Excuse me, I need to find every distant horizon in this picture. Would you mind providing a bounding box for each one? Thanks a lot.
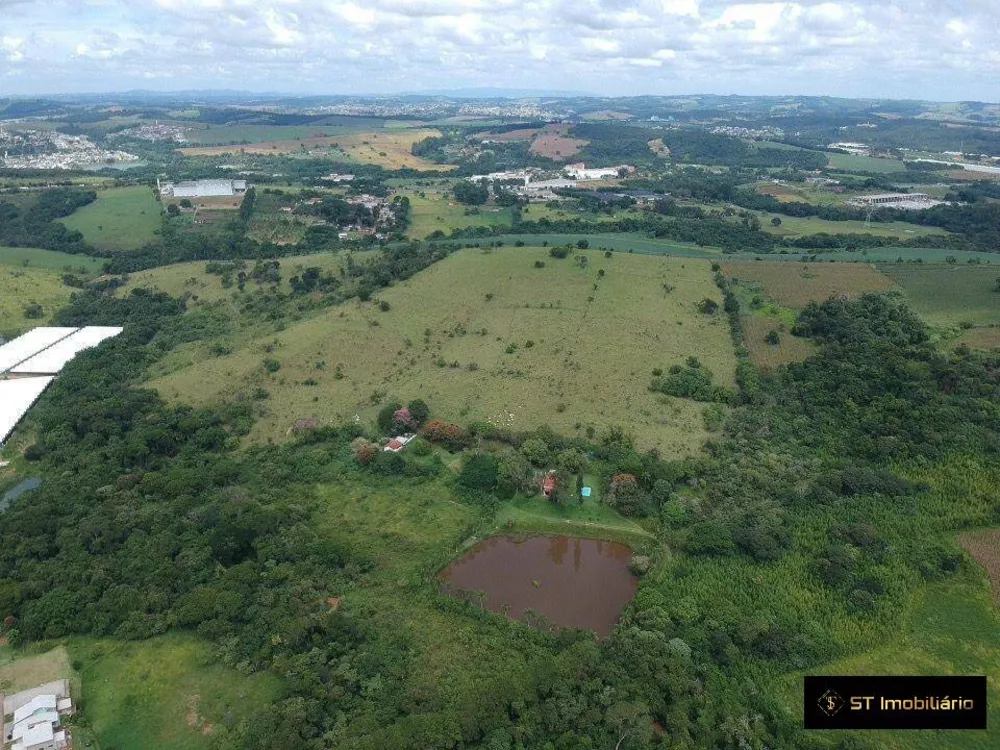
[2,88,999,107]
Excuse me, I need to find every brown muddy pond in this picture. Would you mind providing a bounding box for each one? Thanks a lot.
[440,535,638,637]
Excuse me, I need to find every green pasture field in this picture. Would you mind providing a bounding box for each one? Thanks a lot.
[0,266,73,335]
[880,265,1000,326]
[780,578,1000,750]
[430,232,999,266]
[145,247,738,455]
[403,189,516,239]
[827,152,907,173]
[59,185,162,252]
[741,314,817,372]
[440,232,722,258]
[495,493,654,546]
[182,121,386,145]
[761,213,949,239]
[0,245,106,274]
[118,250,374,303]
[67,633,281,750]
[0,644,79,695]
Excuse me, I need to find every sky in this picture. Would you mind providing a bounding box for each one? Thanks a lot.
[1,0,998,101]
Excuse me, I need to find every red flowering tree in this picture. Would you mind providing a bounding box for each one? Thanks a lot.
[422,420,471,451]
[392,407,416,431]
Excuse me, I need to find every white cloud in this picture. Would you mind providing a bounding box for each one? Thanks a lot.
[0,0,996,100]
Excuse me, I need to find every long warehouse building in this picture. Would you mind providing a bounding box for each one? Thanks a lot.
[0,325,123,446]
[11,326,123,375]
[0,327,78,373]
[0,377,55,444]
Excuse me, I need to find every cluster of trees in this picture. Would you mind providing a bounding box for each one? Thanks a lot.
[294,195,374,227]
[0,187,97,255]
[650,357,733,403]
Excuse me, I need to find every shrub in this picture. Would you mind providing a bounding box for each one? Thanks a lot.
[549,246,570,259]
[23,303,44,319]
[378,300,391,312]
[765,329,780,345]
[697,298,719,315]
[422,420,471,451]
[534,260,546,269]
[377,401,403,433]
[651,359,732,403]
[262,358,281,373]
[407,399,430,425]
[458,453,499,491]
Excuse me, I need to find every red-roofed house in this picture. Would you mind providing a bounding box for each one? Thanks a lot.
[383,434,415,453]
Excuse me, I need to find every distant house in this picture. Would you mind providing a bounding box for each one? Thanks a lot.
[542,471,557,498]
[7,693,73,750]
[384,434,415,453]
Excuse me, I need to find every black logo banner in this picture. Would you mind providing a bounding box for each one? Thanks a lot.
[804,676,987,730]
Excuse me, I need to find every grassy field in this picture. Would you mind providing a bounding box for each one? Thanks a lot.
[67,634,281,750]
[951,327,1000,351]
[781,578,1000,750]
[59,185,162,252]
[118,250,373,303]
[181,121,387,145]
[494,493,654,546]
[0,644,78,695]
[827,152,907,173]
[741,315,817,371]
[0,246,106,274]
[0,266,74,335]
[762,214,948,239]
[725,261,895,308]
[179,129,450,171]
[404,189,516,238]
[880,265,1000,326]
[145,248,738,455]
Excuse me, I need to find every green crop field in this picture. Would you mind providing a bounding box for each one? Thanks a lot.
[59,185,162,252]
[145,247,738,455]
[724,261,895,308]
[880,265,1000,326]
[762,214,949,239]
[0,245,106,273]
[0,266,74,335]
[827,152,907,173]
[403,189,516,239]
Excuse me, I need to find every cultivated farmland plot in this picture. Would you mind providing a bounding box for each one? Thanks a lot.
[880,265,1000,326]
[724,261,895,308]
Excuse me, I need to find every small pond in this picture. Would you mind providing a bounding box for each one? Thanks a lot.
[0,477,42,513]
[440,535,637,637]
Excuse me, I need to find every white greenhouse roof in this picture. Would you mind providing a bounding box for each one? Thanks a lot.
[11,326,123,375]
[0,376,54,445]
[0,327,78,373]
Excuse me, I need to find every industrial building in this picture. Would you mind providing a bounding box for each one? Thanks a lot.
[158,178,248,198]
[0,326,123,445]
[847,193,945,210]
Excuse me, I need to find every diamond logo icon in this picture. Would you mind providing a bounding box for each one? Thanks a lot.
[818,689,845,717]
